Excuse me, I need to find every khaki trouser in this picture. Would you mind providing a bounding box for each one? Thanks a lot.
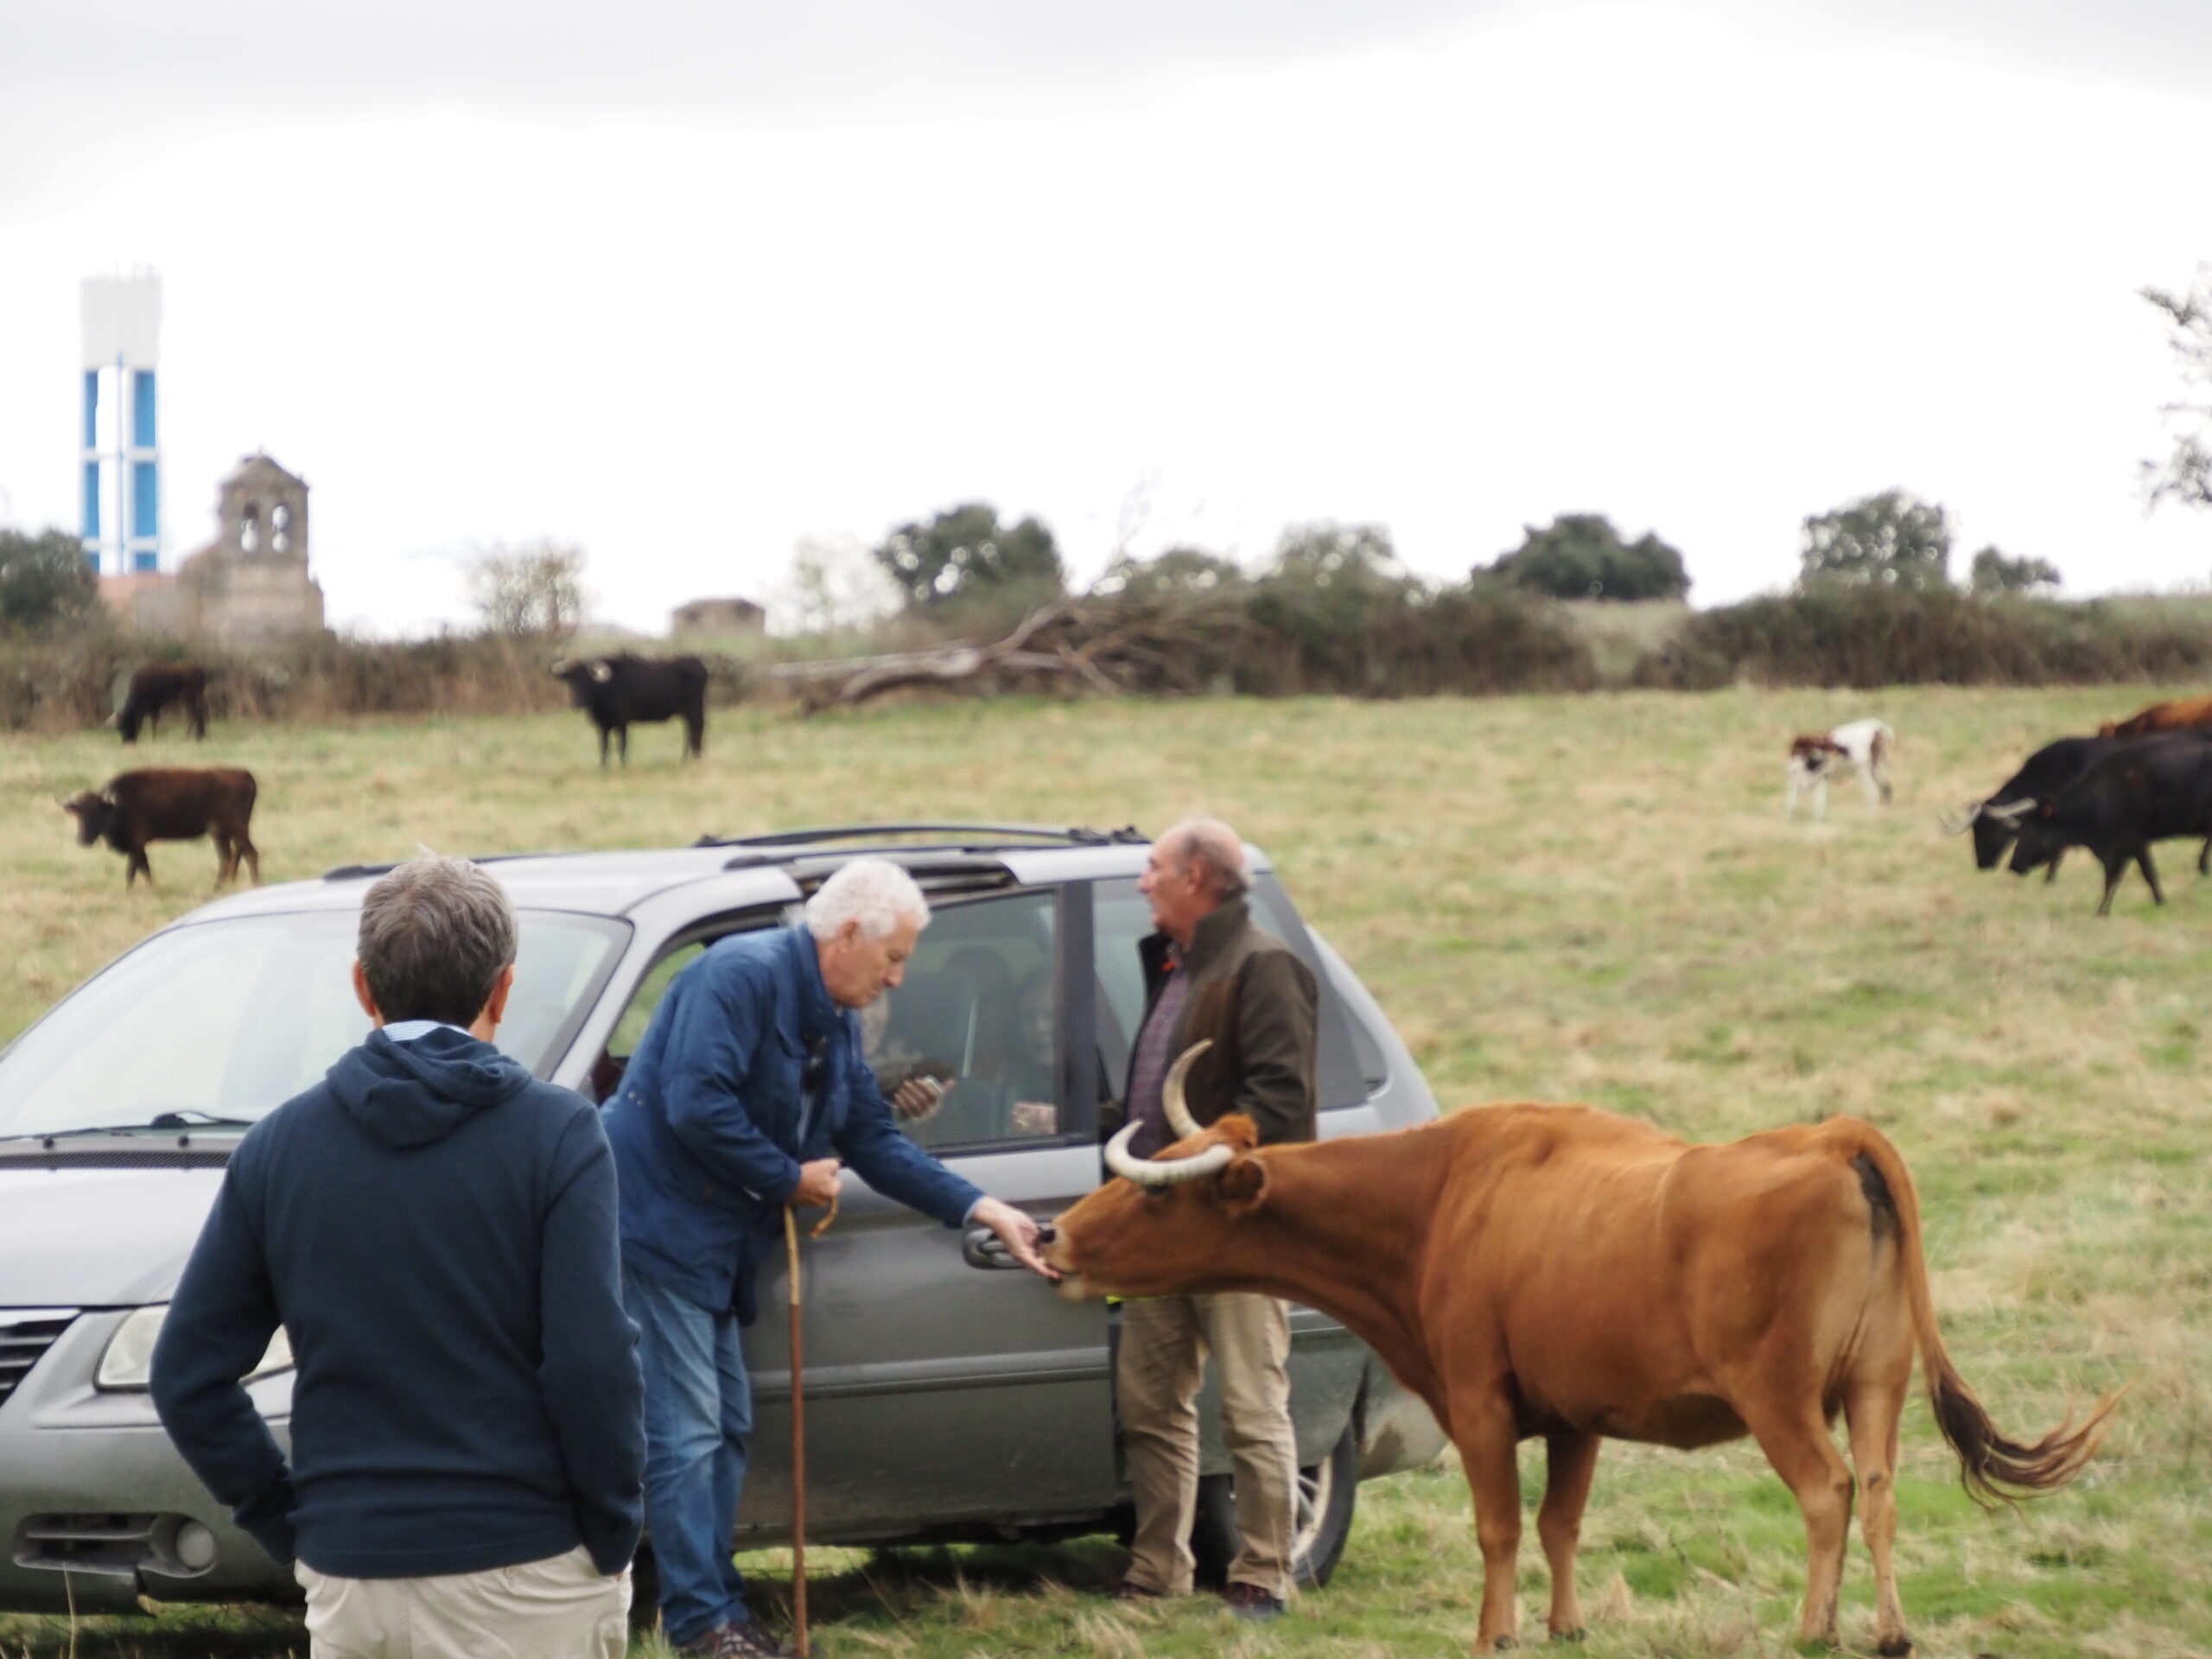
[1116,1291,1297,1599]
[295,1545,630,1659]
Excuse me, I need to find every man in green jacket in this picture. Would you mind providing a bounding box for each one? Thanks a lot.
[1110,817,1319,1621]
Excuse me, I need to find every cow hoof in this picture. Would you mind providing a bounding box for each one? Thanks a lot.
[1550,1628,1587,1644]
[1491,1640,1518,1652]
[1877,1640,1914,1657]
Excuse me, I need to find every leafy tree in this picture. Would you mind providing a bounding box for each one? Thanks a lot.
[1799,490,1953,590]
[1091,545,1245,601]
[1265,522,1407,593]
[872,503,1065,611]
[1967,546,2062,596]
[0,528,99,633]
[1480,514,1690,601]
[467,540,587,638]
[2142,266,2212,512]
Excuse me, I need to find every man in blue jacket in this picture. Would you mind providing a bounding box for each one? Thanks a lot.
[152,855,645,1659]
[604,857,1050,1659]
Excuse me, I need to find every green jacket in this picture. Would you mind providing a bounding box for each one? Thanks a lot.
[1127,899,1319,1149]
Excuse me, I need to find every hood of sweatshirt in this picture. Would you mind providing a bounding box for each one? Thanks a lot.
[327,1027,537,1149]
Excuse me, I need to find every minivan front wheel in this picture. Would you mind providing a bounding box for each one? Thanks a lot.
[1189,1422,1359,1590]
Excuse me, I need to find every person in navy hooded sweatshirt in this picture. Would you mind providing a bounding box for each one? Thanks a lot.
[152,854,645,1659]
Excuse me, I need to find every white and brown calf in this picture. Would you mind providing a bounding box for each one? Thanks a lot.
[1786,718,1894,820]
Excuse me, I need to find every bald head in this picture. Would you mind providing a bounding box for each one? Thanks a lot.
[1160,817,1249,902]
[1141,817,1249,946]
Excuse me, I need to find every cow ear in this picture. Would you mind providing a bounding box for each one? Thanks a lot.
[1215,1154,1270,1218]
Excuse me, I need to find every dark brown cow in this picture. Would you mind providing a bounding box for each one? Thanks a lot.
[60,768,260,888]
[1046,1046,2118,1655]
[115,663,210,744]
[2097,694,2212,739]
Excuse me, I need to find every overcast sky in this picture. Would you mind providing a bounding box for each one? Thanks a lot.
[1,0,2209,634]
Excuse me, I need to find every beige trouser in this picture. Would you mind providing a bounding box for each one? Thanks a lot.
[295,1544,630,1659]
[1117,1291,1297,1599]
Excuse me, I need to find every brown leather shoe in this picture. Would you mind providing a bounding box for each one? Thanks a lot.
[1106,1578,1164,1603]
[1222,1582,1286,1622]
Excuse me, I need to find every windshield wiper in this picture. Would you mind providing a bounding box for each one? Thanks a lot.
[0,1111,257,1144]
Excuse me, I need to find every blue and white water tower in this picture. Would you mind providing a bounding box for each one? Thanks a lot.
[79,273,162,575]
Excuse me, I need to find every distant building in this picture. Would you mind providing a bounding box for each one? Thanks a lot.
[101,453,327,643]
[671,596,766,635]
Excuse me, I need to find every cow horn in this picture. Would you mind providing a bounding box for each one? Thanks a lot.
[1162,1039,1209,1140]
[1984,798,2037,823]
[590,661,613,683]
[1102,1120,1235,1187]
[1938,803,1982,836]
[549,658,573,675]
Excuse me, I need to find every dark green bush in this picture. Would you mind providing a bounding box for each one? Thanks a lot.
[1633,587,2212,690]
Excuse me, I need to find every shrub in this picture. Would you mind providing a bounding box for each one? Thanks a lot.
[1633,586,2212,690]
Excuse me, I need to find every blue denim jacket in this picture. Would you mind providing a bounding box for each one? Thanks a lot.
[603,925,983,1320]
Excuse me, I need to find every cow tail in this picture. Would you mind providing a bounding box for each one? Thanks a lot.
[1846,1123,2122,1507]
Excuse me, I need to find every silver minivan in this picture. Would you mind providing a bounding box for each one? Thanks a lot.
[0,826,1445,1615]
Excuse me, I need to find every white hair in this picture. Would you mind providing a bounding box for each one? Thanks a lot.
[1160,817,1249,901]
[804,857,931,942]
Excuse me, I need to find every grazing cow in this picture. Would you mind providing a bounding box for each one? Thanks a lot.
[114,663,209,744]
[2007,734,2212,914]
[1047,1046,2116,1656]
[2096,694,2212,739]
[1784,717,1893,820]
[550,653,708,766]
[59,767,260,889]
[1942,734,2122,878]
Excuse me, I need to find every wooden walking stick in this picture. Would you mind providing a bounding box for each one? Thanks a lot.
[783,1204,810,1659]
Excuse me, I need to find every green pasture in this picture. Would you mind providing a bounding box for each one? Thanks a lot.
[2,686,2207,1657]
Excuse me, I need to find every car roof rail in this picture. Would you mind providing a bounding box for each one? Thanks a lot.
[695,822,1148,853]
[321,852,542,881]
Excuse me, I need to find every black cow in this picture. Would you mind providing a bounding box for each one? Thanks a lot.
[551,654,708,766]
[1943,736,2125,878]
[60,767,260,889]
[2007,736,2212,915]
[115,663,209,744]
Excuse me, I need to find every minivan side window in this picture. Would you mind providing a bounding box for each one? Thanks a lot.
[861,888,1065,1153]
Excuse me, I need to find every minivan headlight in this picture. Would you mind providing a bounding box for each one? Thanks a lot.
[95,1306,295,1391]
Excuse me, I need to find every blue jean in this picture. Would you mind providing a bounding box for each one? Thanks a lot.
[623,1264,755,1645]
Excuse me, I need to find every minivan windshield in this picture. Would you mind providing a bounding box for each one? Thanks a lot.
[0,910,626,1141]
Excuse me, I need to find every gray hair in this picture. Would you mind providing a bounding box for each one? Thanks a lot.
[804,857,931,942]
[1160,817,1249,901]
[357,855,519,1027]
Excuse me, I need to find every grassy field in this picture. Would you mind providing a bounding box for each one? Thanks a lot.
[3,686,2209,1658]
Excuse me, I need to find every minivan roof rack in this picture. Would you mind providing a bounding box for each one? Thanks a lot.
[694,823,1147,851]
[321,852,540,881]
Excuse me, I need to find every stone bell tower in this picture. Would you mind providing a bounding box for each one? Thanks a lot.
[173,454,327,642]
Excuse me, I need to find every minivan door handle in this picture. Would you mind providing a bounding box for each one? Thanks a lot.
[963,1222,1057,1269]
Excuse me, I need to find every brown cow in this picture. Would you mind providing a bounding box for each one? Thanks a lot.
[60,767,260,888]
[1046,1046,2118,1655]
[2097,694,2212,739]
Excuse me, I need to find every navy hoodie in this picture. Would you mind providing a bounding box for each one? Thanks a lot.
[150,1027,645,1580]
